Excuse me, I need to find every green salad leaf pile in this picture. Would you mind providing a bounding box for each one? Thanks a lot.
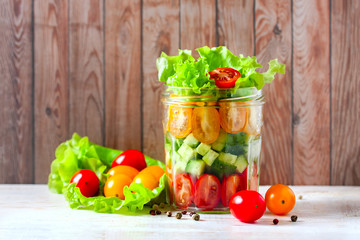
[48,133,167,213]
[157,46,285,93]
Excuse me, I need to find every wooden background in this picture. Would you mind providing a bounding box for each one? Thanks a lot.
[1,0,359,185]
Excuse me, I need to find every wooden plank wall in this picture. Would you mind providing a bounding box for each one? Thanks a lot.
[0,0,359,185]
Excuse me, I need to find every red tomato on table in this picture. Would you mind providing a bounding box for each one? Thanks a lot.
[229,190,266,223]
[70,169,99,197]
[111,149,146,171]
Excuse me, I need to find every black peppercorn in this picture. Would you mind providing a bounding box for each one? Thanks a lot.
[291,215,298,222]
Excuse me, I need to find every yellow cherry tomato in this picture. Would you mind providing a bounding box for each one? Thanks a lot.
[219,104,247,134]
[265,184,296,215]
[107,165,139,179]
[192,108,220,144]
[139,165,165,181]
[133,173,158,190]
[104,174,132,200]
[167,106,193,139]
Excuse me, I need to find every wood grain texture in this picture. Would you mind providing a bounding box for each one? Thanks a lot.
[217,0,254,56]
[69,0,104,145]
[293,0,330,185]
[105,0,141,151]
[34,0,69,183]
[331,0,360,185]
[180,0,216,54]
[142,0,180,161]
[0,0,33,183]
[255,0,292,185]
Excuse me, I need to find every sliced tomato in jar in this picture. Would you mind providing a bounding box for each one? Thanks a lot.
[194,174,221,210]
[167,106,192,139]
[221,174,242,207]
[192,108,220,144]
[174,173,194,209]
[209,67,241,88]
[219,104,247,133]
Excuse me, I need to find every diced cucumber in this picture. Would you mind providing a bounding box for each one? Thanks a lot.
[196,143,211,156]
[174,160,188,175]
[174,138,185,152]
[209,159,236,181]
[223,132,248,155]
[224,144,247,156]
[203,149,219,166]
[226,132,247,145]
[185,160,206,178]
[235,155,248,173]
[172,151,187,174]
[184,133,200,148]
[177,143,195,162]
[218,152,237,165]
[211,129,227,152]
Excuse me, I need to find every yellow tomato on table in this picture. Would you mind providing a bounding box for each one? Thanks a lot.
[104,174,132,200]
[139,165,164,181]
[132,173,159,190]
[107,165,139,179]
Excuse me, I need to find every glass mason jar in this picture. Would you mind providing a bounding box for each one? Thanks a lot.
[162,86,264,211]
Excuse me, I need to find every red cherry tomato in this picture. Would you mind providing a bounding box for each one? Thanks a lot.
[70,169,99,197]
[229,190,266,223]
[111,149,146,171]
[221,174,244,207]
[174,173,194,209]
[209,67,241,88]
[194,174,221,210]
[265,184,296,215]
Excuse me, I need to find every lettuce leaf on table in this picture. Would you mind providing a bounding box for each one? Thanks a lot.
[48,133,167,213]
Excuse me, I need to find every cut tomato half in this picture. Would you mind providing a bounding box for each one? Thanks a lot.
[174,173,194,209]
[219,104,247,134]
[167,106,192,138]
[209,67,241,88]
[192,108,220,144]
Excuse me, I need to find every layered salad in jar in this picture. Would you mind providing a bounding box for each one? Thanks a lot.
[158,46,285,211]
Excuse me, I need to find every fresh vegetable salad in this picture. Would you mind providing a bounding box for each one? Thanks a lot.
[158,46,285,211]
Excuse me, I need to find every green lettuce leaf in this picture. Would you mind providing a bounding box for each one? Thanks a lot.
[48,133,168,213]
[167,58,214,93]
[157,46,285,93]
[156,50,194,82]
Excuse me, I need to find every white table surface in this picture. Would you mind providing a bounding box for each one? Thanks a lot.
[0,185,359,240]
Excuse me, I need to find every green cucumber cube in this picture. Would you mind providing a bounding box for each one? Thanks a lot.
[203,149,219,166]
[196,143,211,156]
[211,129,227,152]
[218,152,237,165]
[209,159,236,180]
[184,133,200,148]
[235,155,248,173]
[174,160,187,175]
[185,160,206,178]
[177,143,195,162]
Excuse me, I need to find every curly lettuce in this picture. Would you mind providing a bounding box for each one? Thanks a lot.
[48,133,168,213]
[157,46,285,93]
